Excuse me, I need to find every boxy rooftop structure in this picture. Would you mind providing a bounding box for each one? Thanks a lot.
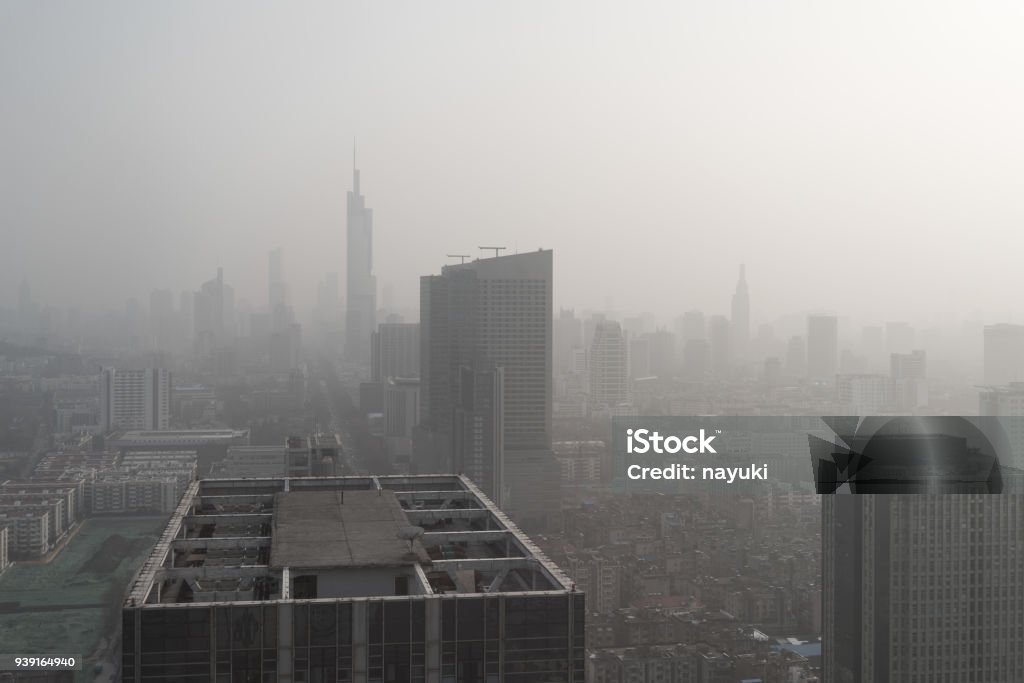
[122,475,584,682]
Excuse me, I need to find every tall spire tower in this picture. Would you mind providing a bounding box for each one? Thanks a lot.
[345,143,376,367]
[352,139,359,193]
[731,263,750,365]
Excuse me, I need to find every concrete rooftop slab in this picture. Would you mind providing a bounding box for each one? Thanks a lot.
[269,489,417,569]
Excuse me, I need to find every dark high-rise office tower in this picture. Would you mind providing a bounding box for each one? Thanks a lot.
[345,152,376,367]
[983,323,1024,385]
[417,250,554,516]
[824,495,1024,682]
[730,264,750,364]
[372,322,420,382]
[452,366,505,498]
[807,314,838,384]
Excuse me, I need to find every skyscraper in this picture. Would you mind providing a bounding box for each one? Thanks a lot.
[890,349,927,412]
[824,494,1024,682]
[193,267,235,355]
[589,321,628,410]
[979,386,1024,469]
[345,152,376,367]
[983,323,1024,385]
[731,264,750,364]
[99,367,171,433]
[554,308,584,379]
[417,250,554,514]
[372,322,420,382]
[807,314,838,383]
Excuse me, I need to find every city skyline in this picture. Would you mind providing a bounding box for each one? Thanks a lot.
[6,3,1024,682]
[7,248,1014,396]
[8,3,1024,322]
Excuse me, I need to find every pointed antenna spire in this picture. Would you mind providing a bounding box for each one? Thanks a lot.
[734,263,748,298]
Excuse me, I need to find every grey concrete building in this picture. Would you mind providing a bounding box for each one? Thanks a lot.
[417,250,554,517]
[122,474,584,682]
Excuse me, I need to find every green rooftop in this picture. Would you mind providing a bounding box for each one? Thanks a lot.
[0,516,164,681]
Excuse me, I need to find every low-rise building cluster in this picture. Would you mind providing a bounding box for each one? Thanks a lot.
[537,487,822,682]
[0,480,83,559]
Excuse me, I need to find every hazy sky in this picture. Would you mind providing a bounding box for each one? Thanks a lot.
[4,1,1024,324]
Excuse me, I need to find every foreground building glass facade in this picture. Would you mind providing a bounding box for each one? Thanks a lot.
[122,475,584,682]
[824,494,1024,682]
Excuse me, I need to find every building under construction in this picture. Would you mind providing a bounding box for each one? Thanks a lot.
[122,474,584,682]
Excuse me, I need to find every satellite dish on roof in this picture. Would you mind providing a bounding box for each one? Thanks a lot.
[397,526,425,551]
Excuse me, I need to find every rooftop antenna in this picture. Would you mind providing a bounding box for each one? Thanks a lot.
[447,254,471,264]
[478,246,506,259]
[397,525,424,552]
